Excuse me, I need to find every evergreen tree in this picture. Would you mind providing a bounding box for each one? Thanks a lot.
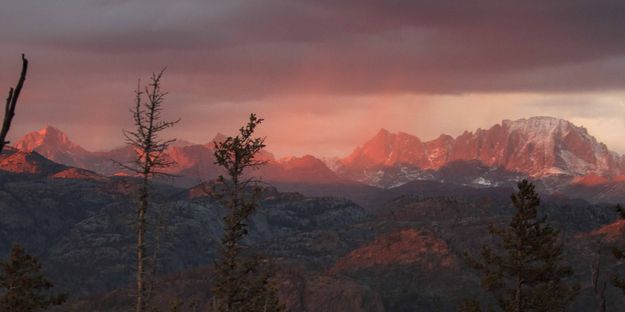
[459,299,481,312]
[611,204,625,295]
[0,244,66,312]
[459,299,493,312]
[212,113,283,312]
[463,180,578,312]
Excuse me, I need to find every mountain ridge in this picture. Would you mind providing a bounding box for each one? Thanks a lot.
[13,116,625,190]
[336,116,625,187]
[13,126,344,186]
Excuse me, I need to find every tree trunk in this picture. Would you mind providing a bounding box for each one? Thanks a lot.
[591,248,606,312]
[515,272,522,312]
[136,179,148,312]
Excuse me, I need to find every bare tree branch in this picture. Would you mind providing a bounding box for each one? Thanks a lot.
[0,54,28,154]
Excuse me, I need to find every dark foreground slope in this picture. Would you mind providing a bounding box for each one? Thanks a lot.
[1,152,625,311]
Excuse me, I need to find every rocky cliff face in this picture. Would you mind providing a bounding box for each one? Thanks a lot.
[332,229,456,273]
[14,117,625,193]
[13,128,348,186]
[338,117,624,188]
[15,126,91,168]
[450,117,621,176]
[0,148,66,175]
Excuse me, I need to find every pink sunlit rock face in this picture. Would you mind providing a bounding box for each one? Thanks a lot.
[338,117,625,187]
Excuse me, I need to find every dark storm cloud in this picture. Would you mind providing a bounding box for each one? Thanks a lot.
[2,0,625,97]
[3,0,625,155]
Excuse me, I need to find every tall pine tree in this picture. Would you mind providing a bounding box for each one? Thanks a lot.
[463,180,578,312]
[611,204,625,296]
[0,244,66,312]
[211,113,283,312]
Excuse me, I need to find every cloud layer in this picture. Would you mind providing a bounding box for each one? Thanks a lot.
[1,1,625,156]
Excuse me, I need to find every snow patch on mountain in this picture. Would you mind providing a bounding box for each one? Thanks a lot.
[337,116,625,188]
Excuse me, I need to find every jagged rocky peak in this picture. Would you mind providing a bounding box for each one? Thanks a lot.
[169,139,195,148]
[261,154,344,184]
[15,125,83,152]
[375,128,392,137]
[338,117,625,187]
[278,154,327,169]
[502,116,574,131]
[13,125,90,168]
[488,116,618,176]
[342,128,427,169]
[0,149,66,175]
[208,133,228,146]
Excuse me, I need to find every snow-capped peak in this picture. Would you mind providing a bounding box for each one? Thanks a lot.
[337,116,625,187]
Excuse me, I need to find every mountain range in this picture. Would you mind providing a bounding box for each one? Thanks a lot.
[337,117,625,187]
[9,116,625,200]
[3,116,625,311]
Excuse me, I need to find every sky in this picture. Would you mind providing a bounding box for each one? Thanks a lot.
[1,0,625,157]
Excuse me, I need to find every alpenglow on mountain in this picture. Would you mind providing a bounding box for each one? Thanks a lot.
[11,127,345,186]
[336,117,625,187]
[12,117,625,189]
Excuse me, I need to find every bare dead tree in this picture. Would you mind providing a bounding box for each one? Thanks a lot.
[117,69,179,312]
[144,201,172,306]
[0,54,28,154]
[591,243,607,312]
